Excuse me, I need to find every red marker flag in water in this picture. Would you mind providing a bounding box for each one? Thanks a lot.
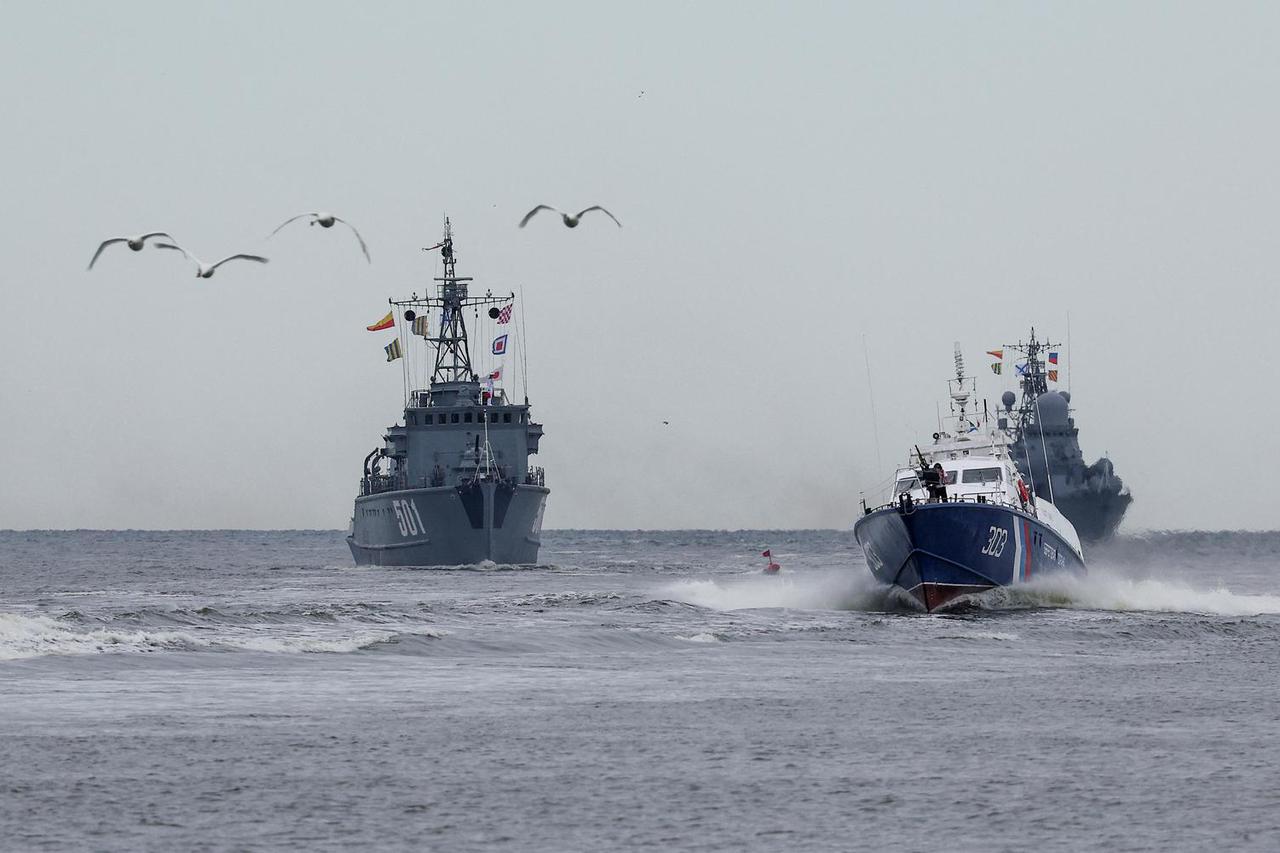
[761,550,771,557]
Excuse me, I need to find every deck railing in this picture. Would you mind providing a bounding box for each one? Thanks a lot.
[865,491,1031,517]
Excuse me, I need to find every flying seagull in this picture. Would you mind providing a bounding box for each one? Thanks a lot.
[270,212,371,262]
[87,232,175,270]
[155,242,269,278]
[518,205,622,229]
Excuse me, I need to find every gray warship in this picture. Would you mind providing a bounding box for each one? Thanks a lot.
[1000,328,1131,543]
[347,220,549,566]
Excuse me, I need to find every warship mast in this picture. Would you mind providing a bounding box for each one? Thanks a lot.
[999,326,1132,541]
[430,218,476,383]
[1004,326,1061,426]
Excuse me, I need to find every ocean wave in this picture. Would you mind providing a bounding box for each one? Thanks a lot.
[0,611,447,661]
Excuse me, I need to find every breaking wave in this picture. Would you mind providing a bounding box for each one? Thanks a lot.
[0,611,446,661]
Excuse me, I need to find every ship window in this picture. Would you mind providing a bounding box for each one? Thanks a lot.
[961,467,1003,484]
[490,413,499,423]
[942,470,957,485]
[504,413,511,423]
[894,477,919,495]
[451,413,459,424]
[464,412,473,423]
[409,414,416,425]
[437,414,446,424]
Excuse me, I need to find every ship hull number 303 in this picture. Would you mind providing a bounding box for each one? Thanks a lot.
[980,525,1008,558]
[392,499,426,537]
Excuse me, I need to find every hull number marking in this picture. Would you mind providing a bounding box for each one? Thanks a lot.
[981,525,1008,558]
[392,499,426,537]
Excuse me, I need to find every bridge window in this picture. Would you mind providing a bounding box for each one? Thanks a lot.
[408,414,416,425]
[464,412,473,423]
[504,413,511,423]
[894,477,919,495]
[961,467,1003,484]
[451,413,459,424]
[490,412,499,423]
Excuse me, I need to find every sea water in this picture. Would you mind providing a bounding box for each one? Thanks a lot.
[2,530,1278,851]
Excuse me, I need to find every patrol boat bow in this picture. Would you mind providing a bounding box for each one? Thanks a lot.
[347,219,549,566]
[854,346,1085,611]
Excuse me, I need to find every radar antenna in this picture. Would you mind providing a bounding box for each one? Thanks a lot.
[947,341,973,427]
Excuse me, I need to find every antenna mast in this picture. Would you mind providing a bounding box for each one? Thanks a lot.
[431,218,477,383]
[948,341,973,427]
[391,218,513,400]
[1004,327,1062,429]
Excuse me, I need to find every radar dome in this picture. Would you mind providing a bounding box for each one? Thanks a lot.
[1036,391,1070,425]
[1060,391,1071,404]
[1001,391,1016,411]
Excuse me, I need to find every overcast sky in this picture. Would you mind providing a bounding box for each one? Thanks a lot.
[2,1,1277,531]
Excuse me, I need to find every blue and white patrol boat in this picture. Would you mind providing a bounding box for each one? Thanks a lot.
[854,346,1085,611]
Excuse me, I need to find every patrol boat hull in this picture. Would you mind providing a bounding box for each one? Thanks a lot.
[854,501,1085,612]
[348,482,549,567]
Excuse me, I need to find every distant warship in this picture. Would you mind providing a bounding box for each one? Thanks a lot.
[347,219,549,566]
[999,329,1131,543]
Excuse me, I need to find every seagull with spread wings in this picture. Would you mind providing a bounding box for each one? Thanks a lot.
[87,231,176,270]
[154,242,269,278]
[519,205,622,229]
[270,212,371,262]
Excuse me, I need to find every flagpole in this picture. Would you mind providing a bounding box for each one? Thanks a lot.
[394,297,408,409]
[1066,311,1072,396]
[519,284,530,404]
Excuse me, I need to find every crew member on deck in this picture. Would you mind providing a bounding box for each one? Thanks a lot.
[921,462,947,502]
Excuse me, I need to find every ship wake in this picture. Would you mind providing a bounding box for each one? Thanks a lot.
[973,569,1280,617]
[659,570,900,612]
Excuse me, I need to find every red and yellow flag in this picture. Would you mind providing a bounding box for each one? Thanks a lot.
[366,311,394,332]
[986,349,1004,360]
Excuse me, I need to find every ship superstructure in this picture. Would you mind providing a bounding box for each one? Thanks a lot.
[1001,328,1131,543]
[347,219,548,566]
